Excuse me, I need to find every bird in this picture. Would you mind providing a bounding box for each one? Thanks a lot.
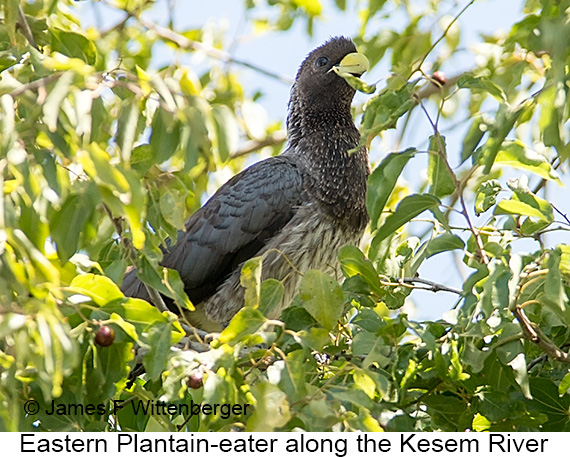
[121,36,370,331]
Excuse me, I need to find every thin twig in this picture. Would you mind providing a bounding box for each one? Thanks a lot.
[100,14,132,37]
[379,276,463,295]
[401,277,463,295]
[416,73,464,100]
[527,354,548,371]
[527,343,570,370]
[553,204,570,227]
[412,0,475,75]
[459,192,490,265]
[137,16,293,84]
[17,4,37,48]
[513,305,570,364]
[232,130,287,158]
[9,73,64,98]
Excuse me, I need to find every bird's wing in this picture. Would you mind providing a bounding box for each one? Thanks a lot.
[122,156,304,303]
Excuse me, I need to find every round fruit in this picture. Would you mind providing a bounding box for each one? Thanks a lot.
[187,371,204,389]
[95,326,115,347]
[431,71,447,87]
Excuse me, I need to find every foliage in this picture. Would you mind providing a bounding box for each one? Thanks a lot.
[1,0,570,432]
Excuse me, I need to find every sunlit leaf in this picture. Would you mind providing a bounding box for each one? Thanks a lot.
[427,134,455,198]
[367,148,415,231]
[299,270,344,330]
[50,28,97,65]
[495,141,562,184]
[475,180,502,215]
[373,194,441,244]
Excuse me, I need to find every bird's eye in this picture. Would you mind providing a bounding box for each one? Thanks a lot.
[315,56,330,68]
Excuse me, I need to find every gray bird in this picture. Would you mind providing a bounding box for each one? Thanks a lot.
[121,36,370,331]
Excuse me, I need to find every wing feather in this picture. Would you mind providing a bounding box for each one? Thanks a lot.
[122,155,304,304]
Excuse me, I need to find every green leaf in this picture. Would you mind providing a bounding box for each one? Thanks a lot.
[130,144,154,175]
[475,180,502,215]
[43,71,74,132]
[0,50,18,72]
[259,279,284,316]
[50,28,97,65]
[539,84,564,151]
[460,117,487,163]
[352,331,390,368]
[507,353,530,399]
[395,237,418,268]
[106,313,138,342]
[495,141,562,184]
[526,378,570,431]
[161,268,193,311]
[559,372,570,396]
[134,257,187,306]
[543,247,570,325]
[183,97,212,169]
[50,193,94,263]
[422,394,467,430]
[68,274,124,306]
[246,382,290,432]
[480,103,530,174]
[427,134,455,198]
[267,349,308,401]
[353,368,376,399]
[367,148,415,231]
[458,75,506,102]
[462,340,487,373]
[150,108,181,164]
[143,322,173,381]
[338,245,382,295]
[299,270,344,330]
[87,339,132,404]
[361,81,418,139]
[3,0,18,45]
[212,104,239,162]
[329,386,375,410]
[373,194,441,244]
[218,307,266,345]
[333,70,376,93]
[296,327,330,351]
[240,256,262,307]
[424,233,465,259]
[116,99,140,163]
[495,190,553,228]
[91,298,172,331]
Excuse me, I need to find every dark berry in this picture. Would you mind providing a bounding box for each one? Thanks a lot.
[187,371,203,389]
[431,71,447,87]
[95,326,115,347]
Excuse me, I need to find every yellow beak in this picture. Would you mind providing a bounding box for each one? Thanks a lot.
[334,52,370,77]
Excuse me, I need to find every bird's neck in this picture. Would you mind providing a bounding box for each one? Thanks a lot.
[285,97,369,227]
[286,97,356,149]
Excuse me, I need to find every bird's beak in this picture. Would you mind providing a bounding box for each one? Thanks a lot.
[333,52,370,77]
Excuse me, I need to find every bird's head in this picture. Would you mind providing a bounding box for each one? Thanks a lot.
[291,36,369,111]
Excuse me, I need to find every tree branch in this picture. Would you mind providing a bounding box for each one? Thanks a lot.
[232,130,287,158]
[137,16,293,84]
[380,276,463,295]
[553,204,570,227]
[17,4,37,49]
[412,0,475,76]
[513,304,570,364]
[416,73,464,100]
[402,277,463,295]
